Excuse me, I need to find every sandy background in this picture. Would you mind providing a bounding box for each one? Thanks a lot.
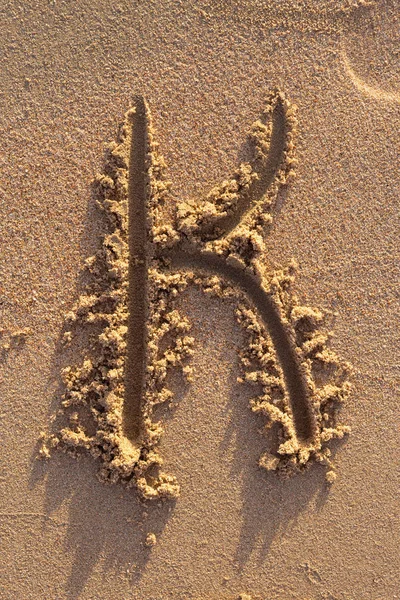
[0,1,399,598]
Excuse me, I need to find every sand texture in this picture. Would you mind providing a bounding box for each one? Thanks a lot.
[41,93,350,496]
[0,1,399,599]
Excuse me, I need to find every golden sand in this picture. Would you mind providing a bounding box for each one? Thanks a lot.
[1,0,398,598]
[41,93,350,497]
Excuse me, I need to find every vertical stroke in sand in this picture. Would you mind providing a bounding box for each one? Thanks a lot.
[123,97,148,443]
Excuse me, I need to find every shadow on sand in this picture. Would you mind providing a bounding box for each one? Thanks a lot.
[219,365,333,570]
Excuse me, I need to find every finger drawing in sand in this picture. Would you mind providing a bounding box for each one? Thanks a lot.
[40,92,351,499]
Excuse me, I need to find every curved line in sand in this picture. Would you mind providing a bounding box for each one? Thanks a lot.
[165,249,317,445]
[342,49,400,104]
[204,96,287,239]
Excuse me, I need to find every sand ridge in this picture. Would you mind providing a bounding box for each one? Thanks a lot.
[39,92,351,498]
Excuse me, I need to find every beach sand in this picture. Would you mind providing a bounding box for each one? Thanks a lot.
[0,1,399,599]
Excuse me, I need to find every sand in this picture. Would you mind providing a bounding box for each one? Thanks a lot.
[0,1,399,599]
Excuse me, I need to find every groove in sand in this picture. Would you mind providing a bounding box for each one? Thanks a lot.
[123,97,148,443]
[195,98,286,240]
[165,249,316,444]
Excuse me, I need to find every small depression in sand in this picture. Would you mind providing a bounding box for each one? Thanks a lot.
[40,92,351,499]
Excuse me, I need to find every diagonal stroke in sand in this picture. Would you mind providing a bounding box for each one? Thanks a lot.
[40,93,351,499]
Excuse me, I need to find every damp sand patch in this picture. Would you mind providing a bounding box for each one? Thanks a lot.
[40,92,351,499]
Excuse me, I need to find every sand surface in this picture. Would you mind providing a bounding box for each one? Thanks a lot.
[0,1,399,599]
